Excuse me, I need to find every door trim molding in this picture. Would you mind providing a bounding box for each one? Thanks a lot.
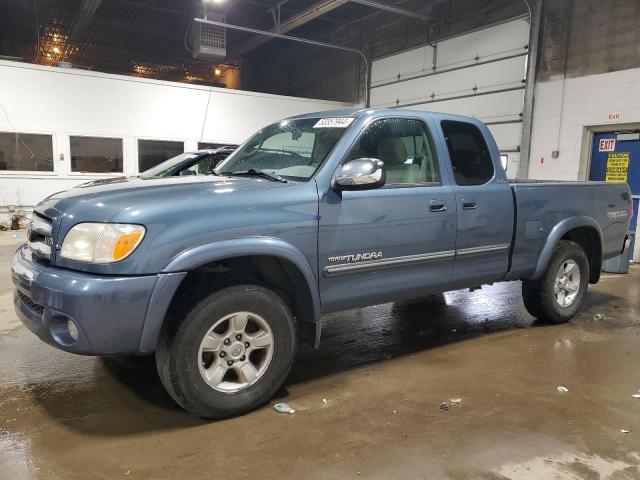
[323,250,455,277]
[455,243,511,257]
[322,243,510,277]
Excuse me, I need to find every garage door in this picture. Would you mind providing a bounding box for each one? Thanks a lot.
[369,18,529,178]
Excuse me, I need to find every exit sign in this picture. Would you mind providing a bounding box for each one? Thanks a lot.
[608,112,621,121]
[599,138,616,152]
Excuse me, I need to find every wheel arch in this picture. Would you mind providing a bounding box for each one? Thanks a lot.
[530,216,603,283]
[138,237,321,353]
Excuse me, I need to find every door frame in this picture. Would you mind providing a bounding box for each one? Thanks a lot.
[580,123,640,262]
[578,122,640,181]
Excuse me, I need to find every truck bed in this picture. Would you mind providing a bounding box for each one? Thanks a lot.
[506,180,630,281]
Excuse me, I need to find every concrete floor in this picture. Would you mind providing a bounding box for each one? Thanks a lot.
[1,231,640,480]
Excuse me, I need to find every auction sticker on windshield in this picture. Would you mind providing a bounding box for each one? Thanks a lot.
[314,117,355,128]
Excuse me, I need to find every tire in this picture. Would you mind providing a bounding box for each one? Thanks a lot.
[155,284,296,419]
[522,240,589,324]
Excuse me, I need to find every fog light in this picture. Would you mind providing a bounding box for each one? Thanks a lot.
[67,319,79,342]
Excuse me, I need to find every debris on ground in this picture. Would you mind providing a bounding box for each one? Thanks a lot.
[632,393,640,399]
[621,429,631,434]
[322,398,328,405]
[273,402,296,415]
[557,386,569,393]
[593,313,606,321]
[450,398,462,404]
[12,234,22,240]
[440,402,451,411]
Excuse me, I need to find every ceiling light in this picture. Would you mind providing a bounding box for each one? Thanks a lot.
[214,68,222,76]
[52,46,61,54]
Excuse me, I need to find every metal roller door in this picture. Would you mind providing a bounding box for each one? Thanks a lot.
[370,18,530,178]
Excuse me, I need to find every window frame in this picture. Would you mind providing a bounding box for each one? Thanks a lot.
[440,120,496,187]
[67,133,125,176]
[135,137,186,175]
[0,129,57,176]
[338,116,442,189]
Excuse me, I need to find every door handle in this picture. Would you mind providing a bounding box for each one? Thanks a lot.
[462,199,477,210]
[429,200,447,212]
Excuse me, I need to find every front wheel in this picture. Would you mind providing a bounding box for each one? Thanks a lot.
[522,240,589,324]
[156,285,296,418]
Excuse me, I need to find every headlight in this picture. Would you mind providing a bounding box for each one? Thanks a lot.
[60,223,145,263]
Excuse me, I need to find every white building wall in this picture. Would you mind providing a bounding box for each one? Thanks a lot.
[528,67,640,180]
[0,60,350,217]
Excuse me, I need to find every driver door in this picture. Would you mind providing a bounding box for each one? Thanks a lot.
[318,117,457,312]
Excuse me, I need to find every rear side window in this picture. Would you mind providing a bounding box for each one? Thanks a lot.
[441,120,494,186]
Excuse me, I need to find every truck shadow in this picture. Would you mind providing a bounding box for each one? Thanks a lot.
[25,281,626,436]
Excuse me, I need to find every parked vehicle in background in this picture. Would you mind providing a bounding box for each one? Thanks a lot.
[12,109,632,419]
[141,146,237,177]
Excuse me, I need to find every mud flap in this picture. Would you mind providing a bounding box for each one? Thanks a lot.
[297,319,321,349]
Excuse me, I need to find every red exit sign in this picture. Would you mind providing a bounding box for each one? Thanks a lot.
[608,112,621,121]
[599,138,616,152]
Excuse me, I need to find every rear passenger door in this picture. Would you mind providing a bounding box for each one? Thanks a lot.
[439,120,514,285]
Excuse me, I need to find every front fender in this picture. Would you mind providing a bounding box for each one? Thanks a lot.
[530,216,602,280]
[136,237,321,353]
[162,236,317,288]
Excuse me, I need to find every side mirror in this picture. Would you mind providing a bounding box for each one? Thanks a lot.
[334,158,386,191]
[178,169,197,176]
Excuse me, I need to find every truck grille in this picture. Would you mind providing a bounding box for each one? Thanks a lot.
[28,213,53,261]
[16,290,45,316]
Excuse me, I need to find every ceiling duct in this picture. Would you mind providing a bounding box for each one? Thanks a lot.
[191,4,226,60]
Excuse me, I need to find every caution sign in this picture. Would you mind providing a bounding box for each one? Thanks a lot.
[605,152,629,182]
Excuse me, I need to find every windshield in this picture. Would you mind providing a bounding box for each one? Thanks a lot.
[139,152,198,178]
[216,117,351,181]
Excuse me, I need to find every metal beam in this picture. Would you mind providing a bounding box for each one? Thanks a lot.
[230,0,350,58]
[194,17,370,106]
[517,0,543,179]
[348,0,429,22]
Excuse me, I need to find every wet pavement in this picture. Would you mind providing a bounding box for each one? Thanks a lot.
[1,233,640,479]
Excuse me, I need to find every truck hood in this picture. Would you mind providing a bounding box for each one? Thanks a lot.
[36,174,292,221]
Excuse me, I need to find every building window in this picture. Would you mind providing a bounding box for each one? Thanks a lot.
[138,140,184,172]
[70,136,123,173]
[0,132,54,172]
[500,154,508,171]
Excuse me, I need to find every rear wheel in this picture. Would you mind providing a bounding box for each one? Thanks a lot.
[522,240,589,324]
[156,285,296,418]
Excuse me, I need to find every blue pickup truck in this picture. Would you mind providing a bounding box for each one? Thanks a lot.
[12,109,632,418]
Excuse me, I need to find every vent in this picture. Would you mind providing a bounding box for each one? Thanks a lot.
[192,13,226,60]
[16,290,45,316]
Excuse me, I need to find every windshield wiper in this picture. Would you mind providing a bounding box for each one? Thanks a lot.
[222,168,288,183]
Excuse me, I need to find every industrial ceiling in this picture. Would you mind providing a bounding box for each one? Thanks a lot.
[0,0,525,88]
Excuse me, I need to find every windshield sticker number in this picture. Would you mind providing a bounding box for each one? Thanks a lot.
[314,117,355,129]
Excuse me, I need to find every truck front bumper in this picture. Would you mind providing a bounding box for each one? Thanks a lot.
[11,244,160,355]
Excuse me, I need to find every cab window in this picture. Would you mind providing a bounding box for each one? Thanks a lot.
[344,118,439,186]
[441,120,494,186]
